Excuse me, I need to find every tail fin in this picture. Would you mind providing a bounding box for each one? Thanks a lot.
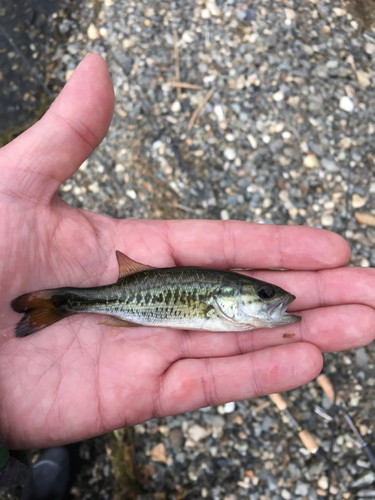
[11,290,75,337]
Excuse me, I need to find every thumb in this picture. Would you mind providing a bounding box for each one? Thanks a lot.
[0,54,114,203]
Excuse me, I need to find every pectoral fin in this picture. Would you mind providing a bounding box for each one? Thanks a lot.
[99,317,141,327]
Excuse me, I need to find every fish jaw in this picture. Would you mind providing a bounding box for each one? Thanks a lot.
[266,293,295,320]
[270,312,302,327]
[263,293,301,328]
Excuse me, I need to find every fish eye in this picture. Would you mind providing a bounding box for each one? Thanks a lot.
[256,284,276,300]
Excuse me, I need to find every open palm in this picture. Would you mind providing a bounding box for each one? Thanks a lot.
[0,55,374,450]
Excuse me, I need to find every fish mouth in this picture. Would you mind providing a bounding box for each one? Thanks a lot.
[266,294,296,320]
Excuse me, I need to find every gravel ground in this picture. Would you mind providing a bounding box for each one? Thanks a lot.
[1,0,375,498]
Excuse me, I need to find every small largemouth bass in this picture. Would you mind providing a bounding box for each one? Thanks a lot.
[12,251,301,337]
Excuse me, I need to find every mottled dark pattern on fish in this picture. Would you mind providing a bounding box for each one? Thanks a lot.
[11,251,301,337]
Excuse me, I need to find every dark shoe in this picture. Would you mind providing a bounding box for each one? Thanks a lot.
[21,447,71,500]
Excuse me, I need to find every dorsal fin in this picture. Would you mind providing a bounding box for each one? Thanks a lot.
[116,251,156,279]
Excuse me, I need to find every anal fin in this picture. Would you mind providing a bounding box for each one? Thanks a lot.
[99,317,141,328]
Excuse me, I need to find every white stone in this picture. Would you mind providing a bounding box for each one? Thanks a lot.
[318,475,329,490]
[326,60,338,69]
[65,69,74,81]
[201,8,211,19]
[79,159,88,171]
[339,96,354,113]
[188,424,210,442]
[115,163,125,173]
[252,475,259,486]
[224,147,236,160]
[88,181,99,193]
[352,194,366,208]
[214,104,225,122]
[237,481,250,489]
[295,483,309,496]
[365,42,375,55]
[356,71,371,89]
[220,209,230,220]
[207,0,221,17]
[224,401,236,413]
[225,133,235,142]
[126,189,137,200]
[122,38,139,50]
[87,24,100,40]
[281,489,292,500]
[99,27,108,38]
[171,100,181,112]
[285,8,296,19]
[262,135,271,144]
[340,137,352,149]
[182,31,195,43]
[288,96,300,107]
[321,214,334,226]
[273,90,284,102]
[303,154,320,168]
[247,134,258,149]
[263,198,272,208]
[333,7,346,16]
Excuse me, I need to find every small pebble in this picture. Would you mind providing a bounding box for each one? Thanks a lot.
[321,214,334,226]
[303,154,320,168]
[150,443,168,463]
[171,100,181,113]
[352,194,366,208]
[273,90,284,102]
[126,189,137,199]
[87,24,100,40]
[321,158,338,172]
[224,148,236,160]
[188,424,210,442]
[247,134,258,149]
[339,96,354,113]
[355,212,375,226]
[318,476,329,490]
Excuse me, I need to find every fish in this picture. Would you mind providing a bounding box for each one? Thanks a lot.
[11,251,301,337]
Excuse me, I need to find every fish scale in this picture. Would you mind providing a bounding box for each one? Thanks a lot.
[11,252,301,337]
[65,268,223,326]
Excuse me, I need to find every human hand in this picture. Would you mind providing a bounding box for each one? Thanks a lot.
[0,55,373,450]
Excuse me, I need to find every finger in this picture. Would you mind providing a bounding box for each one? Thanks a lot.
[119,219,350,270]
[245,267,375,311]
[154,342,322,417]
[176,304,375,358]
[0,54,114,202]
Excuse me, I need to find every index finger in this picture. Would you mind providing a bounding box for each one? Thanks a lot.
[161,220,350,270]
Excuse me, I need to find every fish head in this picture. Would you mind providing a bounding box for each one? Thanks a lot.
[236,278,301,328]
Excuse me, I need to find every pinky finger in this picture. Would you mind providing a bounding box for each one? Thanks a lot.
[155,342,323,417]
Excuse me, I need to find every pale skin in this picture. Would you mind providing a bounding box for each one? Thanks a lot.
[0,55,374,450]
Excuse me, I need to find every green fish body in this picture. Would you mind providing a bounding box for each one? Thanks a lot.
[11,251,301,337]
